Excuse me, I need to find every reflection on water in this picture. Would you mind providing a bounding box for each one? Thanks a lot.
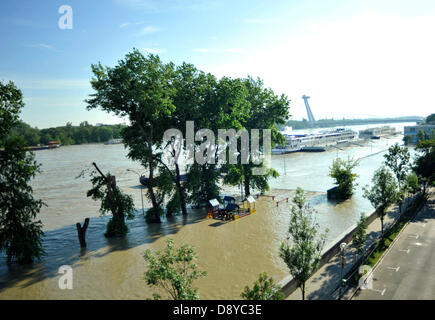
[0,123,414,299]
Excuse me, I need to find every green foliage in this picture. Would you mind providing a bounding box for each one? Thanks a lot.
[241,272,283,300]
[143,238,206,300]
[0,81,24,139]
[0,80,45,264]
[145,207,164,223]
[293,187,306,210]
[279,188,328,300]
[329,157,359,200]
[86,49,291,213]
[353,213,367,257]
[403,135,412,146]
[414,139,435,191]
[87,50,179,217]
[185,163,221,207]
[384,143,410,188]
[6,121,123,146]
[363,166,399,233]
[86,172,135,237]
[405,172,419,194]
[221,77,290,196]
[426,113,435,123]
[105,217,128,237]
[166,190,181,216]
[416,130,430,142]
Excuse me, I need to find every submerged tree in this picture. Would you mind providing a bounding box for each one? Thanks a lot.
[279,188,328,300]
[222,77,290,196]
[144,238,206,300]
[87,50,177,223]
[329,157,359,200]
[0,80,44,264]
[241,272,283,300]
[363,166,399,234]
[86,168,135,237]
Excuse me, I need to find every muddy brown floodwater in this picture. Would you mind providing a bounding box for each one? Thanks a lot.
[0,123,413,299]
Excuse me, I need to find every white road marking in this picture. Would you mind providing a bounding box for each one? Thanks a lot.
[408,234,419,239]
[370,288,386,295]
[399,249,410,254]
[387,266,400,272]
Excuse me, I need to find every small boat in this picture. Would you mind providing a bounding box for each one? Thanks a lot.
[104,139,123,145]
[300,146,326,152]
[26,141,61,151]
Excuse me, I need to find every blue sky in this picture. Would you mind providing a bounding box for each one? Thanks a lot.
[1,0,435,128]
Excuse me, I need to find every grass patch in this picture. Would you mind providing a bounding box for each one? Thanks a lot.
[365,219,406,267]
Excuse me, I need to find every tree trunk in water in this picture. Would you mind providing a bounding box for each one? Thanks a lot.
[244,175,250,197]
[147,155,161,223]
[175,163,187,216]
[76,218,90,248]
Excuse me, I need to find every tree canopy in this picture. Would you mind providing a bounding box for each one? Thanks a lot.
[6,121,124,146]
[384,143,410,189]
[143,238,206,300]
[241,272,283,300]
[426,113,435,123]
[279,188,328,300]
[363,166,398,234]
[0,80,45,264]
[86,49,290,221]
[329,157,359,200]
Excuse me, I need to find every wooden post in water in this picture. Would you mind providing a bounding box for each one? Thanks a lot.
[76,218,90,248]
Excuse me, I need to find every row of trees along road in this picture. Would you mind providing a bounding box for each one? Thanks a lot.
[86,49,290,223]
[363,141,432,235]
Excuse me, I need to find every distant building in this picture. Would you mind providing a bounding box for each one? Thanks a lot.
[95,123,105,127]
[359,126,396,139]
[404,124,435,143]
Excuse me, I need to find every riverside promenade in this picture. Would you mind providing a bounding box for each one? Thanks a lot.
[352,188,435,300]
[285,200,404,300]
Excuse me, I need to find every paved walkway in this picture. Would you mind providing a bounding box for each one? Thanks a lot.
[286,201,403,300]
[352,189,435,300]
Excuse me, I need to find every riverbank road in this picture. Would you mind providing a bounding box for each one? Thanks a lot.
[353,188,435,300]
[286,200,402,300]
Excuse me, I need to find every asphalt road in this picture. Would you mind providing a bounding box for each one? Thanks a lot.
[354,191,435,300]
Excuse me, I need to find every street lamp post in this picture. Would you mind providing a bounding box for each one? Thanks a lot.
[127,169,145,215]
[339,242,347,299]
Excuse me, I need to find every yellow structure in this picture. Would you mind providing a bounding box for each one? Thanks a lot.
[243,195,256,214]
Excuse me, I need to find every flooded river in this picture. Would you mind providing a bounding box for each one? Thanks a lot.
[0,123,414,299]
